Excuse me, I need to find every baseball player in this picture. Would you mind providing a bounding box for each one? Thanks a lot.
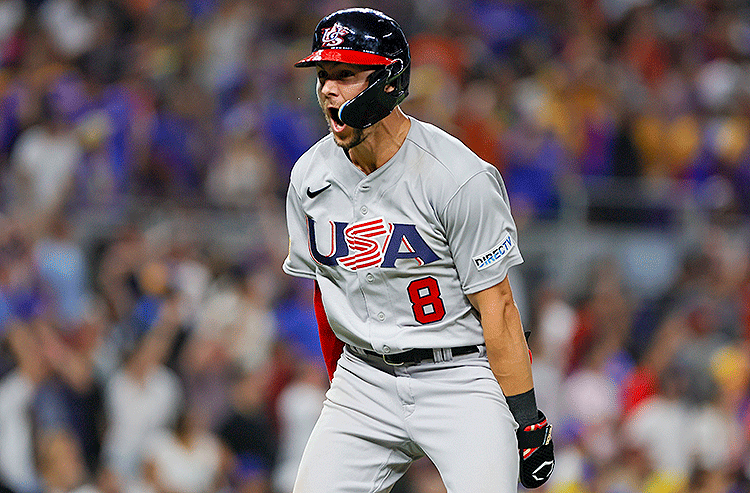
[282,8,554,493]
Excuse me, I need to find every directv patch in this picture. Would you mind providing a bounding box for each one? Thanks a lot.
[473,234,513,271]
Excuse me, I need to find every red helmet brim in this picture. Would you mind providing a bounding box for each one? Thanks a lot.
[295,49,394,68]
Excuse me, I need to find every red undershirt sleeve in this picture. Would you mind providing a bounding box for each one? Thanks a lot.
[314,281,344,381]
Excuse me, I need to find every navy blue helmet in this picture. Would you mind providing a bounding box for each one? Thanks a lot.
[296,8,411,128]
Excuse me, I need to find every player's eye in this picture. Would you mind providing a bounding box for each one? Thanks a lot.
[317,70,328,81]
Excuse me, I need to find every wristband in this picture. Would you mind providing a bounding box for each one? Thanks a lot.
[505,388,538,428]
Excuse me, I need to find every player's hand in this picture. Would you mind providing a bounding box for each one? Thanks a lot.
[517,411,554,489]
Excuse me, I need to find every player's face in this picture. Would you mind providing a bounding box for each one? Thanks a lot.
[316,62,377,150]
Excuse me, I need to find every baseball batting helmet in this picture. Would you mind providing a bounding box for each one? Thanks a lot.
[295,8,410,129]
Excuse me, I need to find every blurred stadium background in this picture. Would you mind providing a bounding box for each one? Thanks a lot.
[0,0,749,492]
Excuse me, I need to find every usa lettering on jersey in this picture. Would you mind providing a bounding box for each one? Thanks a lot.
[338,218,391,270]
[307,216,439,271]
[472,233,513,270]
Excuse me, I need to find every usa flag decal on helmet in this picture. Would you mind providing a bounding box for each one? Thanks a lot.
[321,22,351,47]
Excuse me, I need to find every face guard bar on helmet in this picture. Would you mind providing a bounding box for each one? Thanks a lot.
[338,59,409,129]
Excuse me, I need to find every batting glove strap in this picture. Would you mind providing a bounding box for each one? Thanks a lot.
[518,411,554,489]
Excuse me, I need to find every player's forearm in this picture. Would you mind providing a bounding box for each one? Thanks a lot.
[483,298,534,396]
[468,278,534,396]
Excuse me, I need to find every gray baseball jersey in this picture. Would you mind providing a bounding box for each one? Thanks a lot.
[283,117,523,354]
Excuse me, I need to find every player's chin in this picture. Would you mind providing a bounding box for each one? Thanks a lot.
[332,133,356,150]
[332,126,365,150]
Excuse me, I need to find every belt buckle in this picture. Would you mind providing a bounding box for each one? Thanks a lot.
[382,354,404,366]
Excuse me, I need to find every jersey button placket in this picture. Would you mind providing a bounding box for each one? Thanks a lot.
[357,181,370,216]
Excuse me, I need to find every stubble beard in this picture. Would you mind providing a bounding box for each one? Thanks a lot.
[320,104,367,151]
[334,126,366,151]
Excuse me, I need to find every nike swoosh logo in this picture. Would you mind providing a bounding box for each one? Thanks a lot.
[307,183,331,198]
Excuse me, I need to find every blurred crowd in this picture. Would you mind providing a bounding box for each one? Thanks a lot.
[0,0,749,493]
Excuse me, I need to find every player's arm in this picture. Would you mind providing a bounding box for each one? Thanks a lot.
[283,177,344,381]
[467,275,532,398]
[467,275,554,488]
[314,281,344,381]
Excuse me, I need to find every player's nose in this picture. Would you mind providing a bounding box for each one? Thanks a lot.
[320,78,340,98]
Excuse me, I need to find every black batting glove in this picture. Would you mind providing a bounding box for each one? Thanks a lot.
[517,410,554,489]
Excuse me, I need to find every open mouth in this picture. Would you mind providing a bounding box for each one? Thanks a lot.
[328,107,346,132]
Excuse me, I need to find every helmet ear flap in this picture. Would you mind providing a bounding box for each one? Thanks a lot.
[365,61,401,94]
[338,70,392,129]
[366,66,388,87]
[339,60,409,129]
[384,59,404,81]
